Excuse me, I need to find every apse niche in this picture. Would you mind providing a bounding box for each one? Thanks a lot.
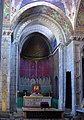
[19,32,52,95]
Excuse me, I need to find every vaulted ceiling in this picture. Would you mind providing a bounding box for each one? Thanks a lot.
[21,32,52,60]
[3,0,84,34]
[76,0,84,29]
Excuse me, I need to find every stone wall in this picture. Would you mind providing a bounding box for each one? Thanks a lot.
[67,41,76,114]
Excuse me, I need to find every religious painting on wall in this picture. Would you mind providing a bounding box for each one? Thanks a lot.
[32,84,41,94]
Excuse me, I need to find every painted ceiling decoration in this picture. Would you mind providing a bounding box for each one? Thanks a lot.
[65,0,75,20]
[12,5,73,39]
[4,0,80,22]
[3,0,83,34]
[76,0,84,28]
[15,0,20,6]
[74,0,79,7]
[10,0,78,21]
[20,0,65,12]
[3,0,10,23]
[20,32,52,60]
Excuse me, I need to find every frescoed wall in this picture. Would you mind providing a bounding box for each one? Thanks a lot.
[4,0,79,25]
[12,5,72,39]
[3,0,10,23]
[10,0,65,21]
[74,0,79,7]
[15,0,20,6]
[64,0,79,23]
[20,0,65,12]
[10,0,79,23]
[76,0,84,28]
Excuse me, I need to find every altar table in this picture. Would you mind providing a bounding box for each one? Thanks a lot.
[23,96,52,107]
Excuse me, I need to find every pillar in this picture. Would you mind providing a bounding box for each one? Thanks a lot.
[58,44,64,109]
[1,31,11,112]
[0,0,4,111]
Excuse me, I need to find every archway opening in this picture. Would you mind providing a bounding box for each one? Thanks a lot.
[18,32,53,101]
[20,32,51,59]
[16,32,59,108]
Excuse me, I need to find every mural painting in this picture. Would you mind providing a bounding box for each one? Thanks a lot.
[11,0,65,20]
[76,0,84,28]
[3,0,10,22]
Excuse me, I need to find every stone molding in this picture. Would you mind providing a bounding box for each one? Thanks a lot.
[11,2,73,39]
[14,14,64,46]
[2,30,12,36]
[70,36,84,41]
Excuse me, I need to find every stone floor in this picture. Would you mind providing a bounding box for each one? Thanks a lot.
[0,114,84,120]
[0,108,84,120]
[0,117,83,119]
[0,116,82,120]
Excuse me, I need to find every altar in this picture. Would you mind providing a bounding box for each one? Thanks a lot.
[23,96,52,107]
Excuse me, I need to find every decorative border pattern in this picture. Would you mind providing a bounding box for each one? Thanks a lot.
[1,39,8,111]
[11,2,73,39]
[3,0,10,23]
[76,0,84,28]
[14,14,64,47]
[70,36,84,41]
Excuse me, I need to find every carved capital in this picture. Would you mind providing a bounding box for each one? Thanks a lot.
[70,36,84,41]
[2,30,12,35]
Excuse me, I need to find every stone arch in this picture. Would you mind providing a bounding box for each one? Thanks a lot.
[19,25,53,54]
[10,2,71,111]
[13,14,65,45]
[14,15,65,55]
[11,2,73,39]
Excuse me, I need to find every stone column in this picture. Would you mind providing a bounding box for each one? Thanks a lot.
[63,44,67,109]
[10,42,18,112]
[51,53,55,96]
[1,31,11,112]
[66,39,76,114]
[0,0,4,111]
[71,41,76,115]
[58,44,64,109]
[0,0,3,58]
